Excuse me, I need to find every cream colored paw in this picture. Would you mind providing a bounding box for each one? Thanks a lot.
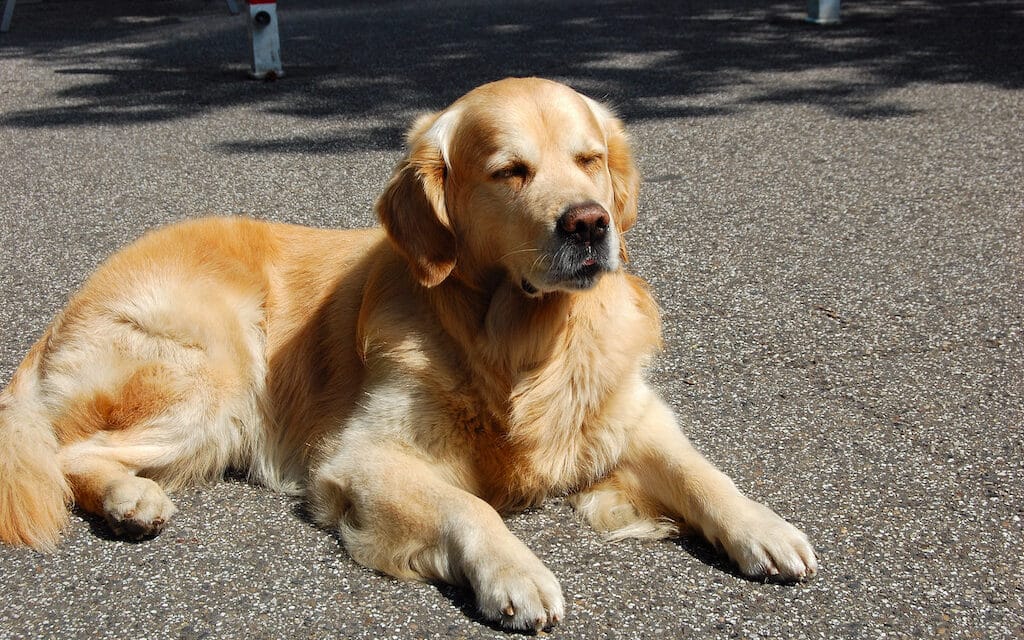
[714,497,817,581]
[468,544,565,631]
[102,476,177,539]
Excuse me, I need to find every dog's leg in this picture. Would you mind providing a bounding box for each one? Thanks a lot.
[605,390,818,581]
[310,431,565,632]
[54,362,252,540]
[61,445,179,539]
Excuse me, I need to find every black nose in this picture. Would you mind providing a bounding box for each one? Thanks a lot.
[558,203,610,247]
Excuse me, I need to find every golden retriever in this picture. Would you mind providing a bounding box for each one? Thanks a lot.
[0,77,816,631]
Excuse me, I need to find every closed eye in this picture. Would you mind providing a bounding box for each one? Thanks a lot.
[491,161,532,183]
[576,152,605,172]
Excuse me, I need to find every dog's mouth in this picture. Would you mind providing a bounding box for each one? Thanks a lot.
[520,250,613,297]
[561,257,605,288]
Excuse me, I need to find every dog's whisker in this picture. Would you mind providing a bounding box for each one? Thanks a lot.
[498,246,540,262]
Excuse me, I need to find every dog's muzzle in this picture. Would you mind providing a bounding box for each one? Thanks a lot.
[521,202,618,296]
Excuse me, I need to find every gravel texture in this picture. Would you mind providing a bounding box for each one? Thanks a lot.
[1,1,1022,638]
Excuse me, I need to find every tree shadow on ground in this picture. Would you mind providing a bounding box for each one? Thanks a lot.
[2,0,1021,151]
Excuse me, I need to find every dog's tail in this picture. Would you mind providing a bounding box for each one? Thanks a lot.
[0,337,71,551]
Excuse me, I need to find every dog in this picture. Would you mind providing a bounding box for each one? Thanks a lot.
[0,77,816,631]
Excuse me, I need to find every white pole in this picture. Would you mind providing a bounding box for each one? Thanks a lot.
[1,0,16,33]
[807,0,841,24]
[246,0,283,79]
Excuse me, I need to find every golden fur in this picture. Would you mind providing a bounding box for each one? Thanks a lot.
[0,78,815,631]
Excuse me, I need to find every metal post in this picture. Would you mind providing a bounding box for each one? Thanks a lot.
[1,0,16,33]
[807,0,841,24]
[246,0,283,79]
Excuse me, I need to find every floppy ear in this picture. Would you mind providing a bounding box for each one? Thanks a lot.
[605,114,640,236]
[585,98,641,262]
[375,112,457,288]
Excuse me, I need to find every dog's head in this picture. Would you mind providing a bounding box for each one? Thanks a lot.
[376,77,640,297]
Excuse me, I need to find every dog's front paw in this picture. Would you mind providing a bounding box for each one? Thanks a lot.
[102,476,177,540]
[468,544,565,632]
[714,498,817,581]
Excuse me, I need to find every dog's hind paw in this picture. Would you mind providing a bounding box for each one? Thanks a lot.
[102,476,178,540]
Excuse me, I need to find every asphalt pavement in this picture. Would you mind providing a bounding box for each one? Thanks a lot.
[1,1,1022,638]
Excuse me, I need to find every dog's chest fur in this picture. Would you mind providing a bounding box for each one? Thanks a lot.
[430,274,662,510]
